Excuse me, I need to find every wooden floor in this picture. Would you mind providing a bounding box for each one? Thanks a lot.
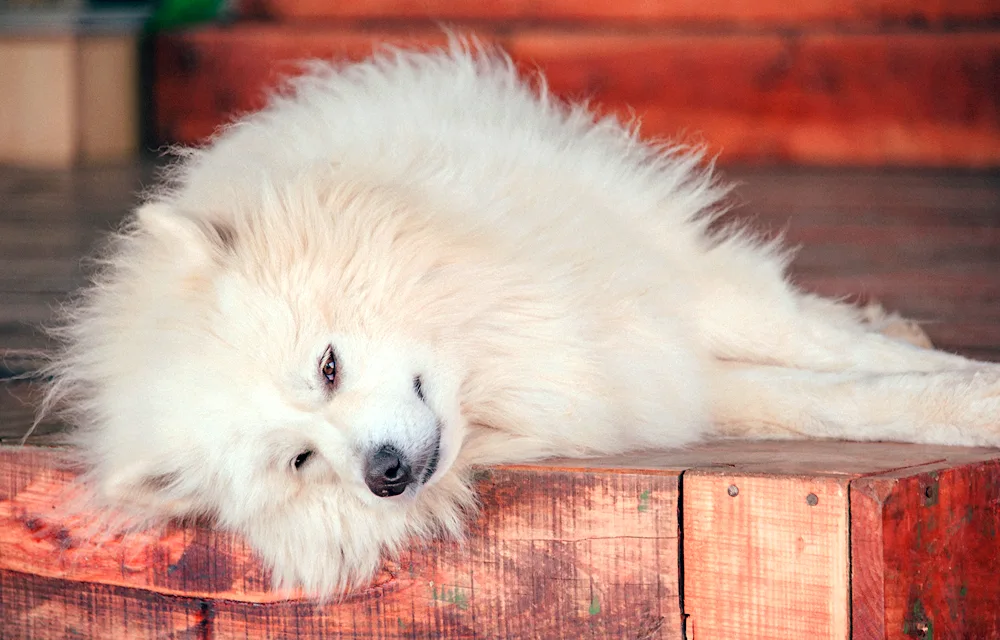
[1,162,999,443]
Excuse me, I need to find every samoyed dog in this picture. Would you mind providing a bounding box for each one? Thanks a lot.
[43,41,1000,597]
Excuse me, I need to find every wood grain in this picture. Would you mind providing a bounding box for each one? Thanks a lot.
[0,571,211,640]
[508,31,1000,167]
[683,473,851,639]
[152,27,1000,167]
[1,164,998,404]
[152,29,458,146]
[0,37,77,168]
[0,446,682,639]
[4,444,1000,638]
[0,380,65,446]
[78,35,139,164]
[851,459,1000,639]
[675,445,1000,640]
[0,35,139,168]
[242,0,1000,26]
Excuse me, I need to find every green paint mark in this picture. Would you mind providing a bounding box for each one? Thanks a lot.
[638,489,651,513]
[984,520,998,539]
[589,594,601,615]
[431,584,469,610]
[905,599,933,640]
[960,584,968,598]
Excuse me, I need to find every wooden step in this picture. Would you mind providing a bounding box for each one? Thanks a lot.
[3,443,999,638]
[152,26,1000,167]
[240,0,1000,27]
[3,165,998,365]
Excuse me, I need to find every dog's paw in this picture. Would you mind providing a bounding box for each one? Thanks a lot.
[862,302,933,349]
[938,368,1000,447]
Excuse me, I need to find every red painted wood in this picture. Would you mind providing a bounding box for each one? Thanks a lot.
[0,447,683,639]
[4,444,1000,637]
[851,460,1000,639]
[240,0,1000,26]
[152,27,1000,167]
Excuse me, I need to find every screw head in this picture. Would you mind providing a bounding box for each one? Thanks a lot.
[806,493,819,506]
[727,484,739,497]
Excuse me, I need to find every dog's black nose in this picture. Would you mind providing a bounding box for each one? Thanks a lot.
[364,446,414,497]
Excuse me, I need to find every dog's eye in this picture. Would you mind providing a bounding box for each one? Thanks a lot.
[413,375,425,402]
[320,346,338,386]
[292,450,314,470]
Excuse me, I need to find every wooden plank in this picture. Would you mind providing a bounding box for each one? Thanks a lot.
[152,27,1000,167]
[917,325,1000,357]
[153,28,458,145]
[795,270,1000,319]
[0,35,139,168]
[0,36,78,168]
[0,449,277,601]
[0,292,69,328]
[683,473,851,639]
[3,165,993,365]
[0,381,66,445]
[0,571,210,640]
[78,35,139,164]
[210,466,680,637]
[508,31,1000,167]
[851,460,1000,639]
[0,257,80,292]
[0,446,683,638]
[677,446,1000,639]
[783,226,1000,261]
[763,226,1000,296]
[243,0,1000,26]
[3,443,1000,637]
[726,170,1000,216]
[531,440,1000,477]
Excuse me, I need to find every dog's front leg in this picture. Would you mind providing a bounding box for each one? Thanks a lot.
[707,359,1000,447]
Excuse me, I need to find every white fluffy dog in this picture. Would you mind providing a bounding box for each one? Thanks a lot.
[42,41,1000,596]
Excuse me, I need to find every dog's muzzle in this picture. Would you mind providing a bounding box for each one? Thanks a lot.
[364,441,440,497]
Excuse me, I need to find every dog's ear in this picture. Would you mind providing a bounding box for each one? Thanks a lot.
[98,459,197,520]
[135,202,236,259]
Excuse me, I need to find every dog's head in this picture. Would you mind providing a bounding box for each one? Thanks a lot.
[46,174,479,594]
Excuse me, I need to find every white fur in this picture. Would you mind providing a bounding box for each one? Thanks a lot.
[41,40,1000,597]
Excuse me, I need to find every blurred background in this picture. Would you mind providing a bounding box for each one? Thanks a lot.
[1,0,999,440]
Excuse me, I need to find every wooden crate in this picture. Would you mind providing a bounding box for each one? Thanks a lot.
[0,33,139,168]
[1,442,999,639]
